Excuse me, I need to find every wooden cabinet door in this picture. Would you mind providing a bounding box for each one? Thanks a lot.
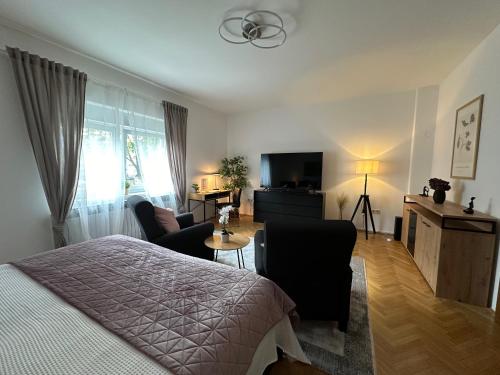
[413,215,425,271]
[413,215,441,292]
[420,218,441,292]
[401,204,411,248]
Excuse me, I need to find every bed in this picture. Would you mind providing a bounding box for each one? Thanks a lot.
[0,235,308,375]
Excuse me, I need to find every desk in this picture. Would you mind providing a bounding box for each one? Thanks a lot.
[188,190,231,222]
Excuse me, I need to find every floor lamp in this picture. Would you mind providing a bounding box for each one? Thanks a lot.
[351,160,379,240]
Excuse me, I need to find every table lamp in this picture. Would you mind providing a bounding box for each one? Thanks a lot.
[212,173,220,190]
[351,160,379,240]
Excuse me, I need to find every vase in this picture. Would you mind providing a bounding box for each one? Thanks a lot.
[433,190,446,204]
[221,233,230,243]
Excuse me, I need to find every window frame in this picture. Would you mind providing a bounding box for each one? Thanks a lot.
[74,99,172,207]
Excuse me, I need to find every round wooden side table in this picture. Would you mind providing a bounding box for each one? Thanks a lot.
[204,234,250,269]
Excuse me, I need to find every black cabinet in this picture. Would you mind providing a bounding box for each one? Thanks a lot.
[253,190,325,222]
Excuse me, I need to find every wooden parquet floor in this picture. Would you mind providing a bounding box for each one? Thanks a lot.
[217,215,500,375]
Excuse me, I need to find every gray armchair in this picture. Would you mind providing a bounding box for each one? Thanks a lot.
[127,195,214,260]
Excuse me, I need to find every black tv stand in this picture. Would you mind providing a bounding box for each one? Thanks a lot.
[264,187,317,193]
[253,190,325,223]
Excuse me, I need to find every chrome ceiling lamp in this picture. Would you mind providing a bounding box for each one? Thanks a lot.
[219,10,287,49]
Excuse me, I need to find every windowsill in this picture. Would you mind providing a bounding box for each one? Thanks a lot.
[68,193,174,219]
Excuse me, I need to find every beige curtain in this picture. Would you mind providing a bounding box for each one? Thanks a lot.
[162,101,188,212]
[7,46,87,248]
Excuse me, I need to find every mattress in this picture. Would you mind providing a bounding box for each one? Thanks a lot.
[0,262,308,375]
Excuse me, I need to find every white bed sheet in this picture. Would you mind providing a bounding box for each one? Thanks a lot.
[0,264,308,375]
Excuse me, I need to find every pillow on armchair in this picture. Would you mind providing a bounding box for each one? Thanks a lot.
[154,206,180,234]
[128,195,214,260]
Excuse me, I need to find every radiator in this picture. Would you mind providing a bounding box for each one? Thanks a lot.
[123,208,143,238]
[66,207,142,245]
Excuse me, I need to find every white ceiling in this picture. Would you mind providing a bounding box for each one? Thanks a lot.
[1,0,500,114]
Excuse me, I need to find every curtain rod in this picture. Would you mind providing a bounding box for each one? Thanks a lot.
[0,45,172,106]
[0,19,207,109]
[0,26,194,103]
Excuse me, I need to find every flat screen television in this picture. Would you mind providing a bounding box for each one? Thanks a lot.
[260,152,323,190]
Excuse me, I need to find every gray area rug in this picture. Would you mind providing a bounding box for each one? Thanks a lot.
[216,238,375,375]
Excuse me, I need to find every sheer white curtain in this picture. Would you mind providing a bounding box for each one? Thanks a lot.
[67,81,175,244]
[126,93,176,208]
[260,154,272,187]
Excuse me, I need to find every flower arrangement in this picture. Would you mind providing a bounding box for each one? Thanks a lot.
[429,178,450,204]
[429,178,451,191]
[336,192,349,219]
[219,206,234,239]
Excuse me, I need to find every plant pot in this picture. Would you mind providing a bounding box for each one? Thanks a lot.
[433,190,446,204]
[221,233,230,243]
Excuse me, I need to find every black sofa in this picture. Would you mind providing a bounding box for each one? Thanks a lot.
[254,219,357,331]
[127,195,215,260]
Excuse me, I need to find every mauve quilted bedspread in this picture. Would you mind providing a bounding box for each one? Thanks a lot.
[11,235,295,375]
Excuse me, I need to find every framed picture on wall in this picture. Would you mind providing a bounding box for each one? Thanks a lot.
[450,94,484,179]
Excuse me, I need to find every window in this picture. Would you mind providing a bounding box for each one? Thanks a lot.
[74,84,174,207]
[125,132,142,193]
[68,81,175,244]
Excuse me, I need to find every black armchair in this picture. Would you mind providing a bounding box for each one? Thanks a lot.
[127,195,214,260]
[254,219,357,331]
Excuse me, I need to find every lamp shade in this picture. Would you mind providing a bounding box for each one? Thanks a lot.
[355,160,379,175]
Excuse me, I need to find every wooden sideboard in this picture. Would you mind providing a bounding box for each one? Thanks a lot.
[401,195,497,306]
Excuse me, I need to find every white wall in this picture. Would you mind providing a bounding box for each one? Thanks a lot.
[408,86,439,194]
[431,23,500,309]
[227,89,437,234]
[0,24,226,261]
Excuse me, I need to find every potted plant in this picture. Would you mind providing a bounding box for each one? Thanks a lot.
[218,155,249,193]
[125,181,131,195]
[219,205,234,242]
[429,178,451,204]
[192,183,200,193]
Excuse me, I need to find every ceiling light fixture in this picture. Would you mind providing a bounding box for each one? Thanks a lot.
[219,10,287,49]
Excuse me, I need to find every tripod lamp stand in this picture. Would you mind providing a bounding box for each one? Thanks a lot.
[351,160,379,240]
